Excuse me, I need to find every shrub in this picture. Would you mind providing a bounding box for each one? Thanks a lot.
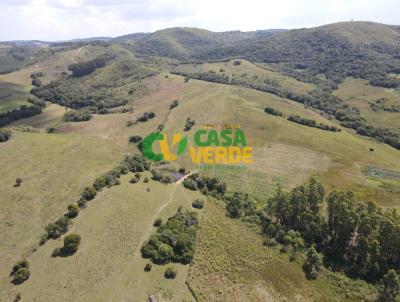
[12,259,29,275]
[264,107,283,116]
[14,178,22,187]
[143,177,149,183]
[302,247,322,280]
[169,99,179,109]
[0,129,12,142]
[63,110,92,122]
[81,186,97,201]
[45,216,70,239]
[129,177,139,183]
[61,234,81,255]
[184,77,189,82]
[144,263,152,272]
[191,199,204,209]
[164,267,177,279]
[137,112,155,122]
[126,120,134,127]
[77,198,87,208]
[129,135,142,143]
[233,60,241,66]
[184,117,195,131]
[13,267,30,284]
[67,204,79,218]
[153,218,162,227]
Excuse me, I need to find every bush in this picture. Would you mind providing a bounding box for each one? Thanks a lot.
[184,117,195,131]
[143,177,149,183]
[61,234,81,255]
[264,107,283,116]
[191,199,204,209]
[164,267,177,279]
[81,186,97,201]
[129,135,142,143]
[137,112,155,122]
[63,110,92,122]
[45,216,70,239]
[170,99,179,109]
[302,247,322,280]
[12,259,29,275]
[153,218,162,227]
[0,128,12,142]
[126,120,134,127]
[13,267,30,284]
[233,60,242,66]
[67,204,79,218]
[144,263,152,272]
[14,178,22,187]
[129,177,139,183]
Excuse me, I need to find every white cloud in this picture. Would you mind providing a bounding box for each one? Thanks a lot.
[0,0,398,41]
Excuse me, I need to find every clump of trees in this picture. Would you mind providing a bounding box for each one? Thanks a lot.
[68,54,115,77]
[0,105,42,127]
[184,117,195,131]
[31,72,44,87]
[173,71,230,85]
[183,173,226,199]
[129,135,142,144]
[11,259,30,284]
[260,177,400,285]
[44,216,70,241]
[151,169,173,184]
[137,112,155,122]
[0,128,12,142]
[287,115,341,132]
[141,208,198,265]
[63,110,92,122]
[264,107,283,117]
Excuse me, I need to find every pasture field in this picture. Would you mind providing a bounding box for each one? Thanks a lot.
[0,81,31,113]
[1,70,400,301]
[173,59,316,95]
[334,77,400,129]
[0,130,124,301]
[188,199,376,302]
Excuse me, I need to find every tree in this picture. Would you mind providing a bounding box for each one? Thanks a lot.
[169,99,179,109]
[12,259,29,275]
[144,263,152,272]
[302,247,322,279]
[164,267,177,279]
[191,199,204,209]
[13,268,30,284]
[67,204,79,218]
[153,218,162,227]
[0,129,12,142]
[379,270,400,302]
[62,234,81,255]
[82,186,97,201]
[14,178,22,187]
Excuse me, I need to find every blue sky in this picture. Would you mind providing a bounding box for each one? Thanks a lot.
[0,0,399,41]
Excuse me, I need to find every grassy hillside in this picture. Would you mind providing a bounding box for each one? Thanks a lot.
[0,130,124,301]
[1,23,400,301]
[0,81,31,113]
[334,77,400,129]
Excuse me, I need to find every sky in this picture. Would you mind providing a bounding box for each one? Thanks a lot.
[0,0,399,41]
